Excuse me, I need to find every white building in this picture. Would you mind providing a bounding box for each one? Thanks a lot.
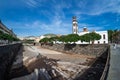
[0,20,16,37]
[23,35,45,43]
[72,16,108,44]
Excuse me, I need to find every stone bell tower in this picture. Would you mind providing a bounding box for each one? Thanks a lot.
[72,16,78,34]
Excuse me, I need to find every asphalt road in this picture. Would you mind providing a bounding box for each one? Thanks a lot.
[107,44,120,80]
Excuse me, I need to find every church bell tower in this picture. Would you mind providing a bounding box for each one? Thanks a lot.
[72,16,78,34]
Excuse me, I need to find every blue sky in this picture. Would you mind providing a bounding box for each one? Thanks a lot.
[0,0,120,37]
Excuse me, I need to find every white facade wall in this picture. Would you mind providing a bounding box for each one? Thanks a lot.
[95,31,108,44]
[0,22,16,37]
[72,17,78,34]
[76,31,108,44]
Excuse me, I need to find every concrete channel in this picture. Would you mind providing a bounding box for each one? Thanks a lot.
[10,45,94,80]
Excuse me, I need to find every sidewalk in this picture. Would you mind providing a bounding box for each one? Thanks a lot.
[107,44,120,80]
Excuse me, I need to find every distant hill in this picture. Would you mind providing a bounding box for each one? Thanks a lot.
[43,33,57,37]
[24,36,35,38]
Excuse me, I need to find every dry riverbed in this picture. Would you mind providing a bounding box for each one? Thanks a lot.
[10,45,95,80]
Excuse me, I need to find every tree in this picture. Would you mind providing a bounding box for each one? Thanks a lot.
[58,35,67,43]
[23,39,34,44]
[89,32,101,44]
[80,32,101,44]
[108,30,114,42]
[0,30,3,34]
[112,30,120,43]
[39,37,50,43]
[66,34,79,43]
[0,32,19,42]
[49,37,59,43]
[80,33,91,43]
[57,34,79,44]
[108,29,120,43]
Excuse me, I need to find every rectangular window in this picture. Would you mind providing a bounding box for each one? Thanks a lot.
[98,41,100,44]
[104,41,105,44]
[103,34,105,39]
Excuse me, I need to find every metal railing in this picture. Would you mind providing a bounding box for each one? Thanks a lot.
[0,40,21,46]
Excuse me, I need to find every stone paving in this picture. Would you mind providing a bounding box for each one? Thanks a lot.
[107,44,120,80]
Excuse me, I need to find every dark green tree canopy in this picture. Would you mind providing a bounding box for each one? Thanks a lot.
[79,32,101,44]
[39,37,50,43]
[108,30,120,43]
[0,31,19,41]
[39,32,101,44]
[89,32,101,41]
[66,34,79,43]
[80,33,91,43]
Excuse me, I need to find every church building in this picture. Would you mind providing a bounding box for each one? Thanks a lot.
[72,16,108,44]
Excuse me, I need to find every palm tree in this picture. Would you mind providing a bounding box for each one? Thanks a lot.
[112,30,120,43]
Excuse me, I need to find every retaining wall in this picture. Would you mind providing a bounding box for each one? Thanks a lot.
[100,46,110,80]
[0,43,22,80]
[41,44,108,56]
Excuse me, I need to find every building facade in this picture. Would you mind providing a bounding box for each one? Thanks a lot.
[76,29,108,44]
[72,16,108,44]
[0,20,16,37]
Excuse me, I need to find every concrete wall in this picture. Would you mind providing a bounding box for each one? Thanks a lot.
[0,43,22,80]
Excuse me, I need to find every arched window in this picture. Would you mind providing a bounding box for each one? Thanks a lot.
[103,34,105,39]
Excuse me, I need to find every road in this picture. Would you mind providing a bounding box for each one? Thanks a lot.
[107,44,120,80]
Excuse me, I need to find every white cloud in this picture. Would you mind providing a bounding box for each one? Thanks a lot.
[26,0,38,7]
[88,27,104,31]
[78,23,104,32]
[39,17,71,34]
[6,0,73,36]
[6,0,116,37]
[90,0,120,15]
[74,0,120,15]
[23,0,44,8]
[24,0,120,16]
[7,17,71,37]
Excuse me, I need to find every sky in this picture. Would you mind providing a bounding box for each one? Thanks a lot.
[0,0,120,37]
